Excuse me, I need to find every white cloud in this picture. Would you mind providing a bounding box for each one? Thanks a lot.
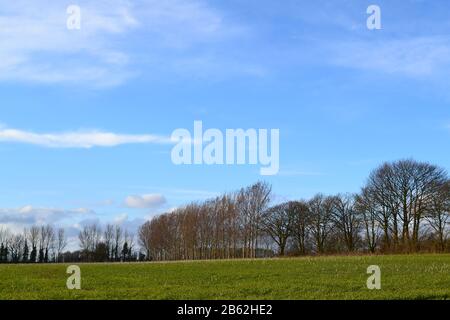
[113,213,129,225]
[0,0,139,86]
[0,205,148,251]
[0,206,93,233]
[0,0,245,86]
[329,37,450,77]
[0,127,171,148]
[125,194,166,209]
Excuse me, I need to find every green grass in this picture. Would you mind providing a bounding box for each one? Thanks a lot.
[0,254,448,300]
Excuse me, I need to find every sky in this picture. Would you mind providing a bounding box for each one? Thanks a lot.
[1,0,450,248]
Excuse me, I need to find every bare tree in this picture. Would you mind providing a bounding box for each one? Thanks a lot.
[113,225,123,261]
[124,230,135,261]
[27,226,40,262]
[262,202,294,256]
[104,224,114,261]
[364,159,448,251]
[355,188,381,253]
[139,221,152,260]
[0,227,12,262]
[331,194,362,252]
[56,228,68,262]
[79,224,102,260]
[291,200,311,255]
[308,194,335,254]
[426,181,450,251]
[39,225,55,262]
[236,182,272,258]
[9,234,25,262]
[365,163,400,249]
[0,227,11,245]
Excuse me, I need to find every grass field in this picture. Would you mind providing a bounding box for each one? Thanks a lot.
[0,254,448,300]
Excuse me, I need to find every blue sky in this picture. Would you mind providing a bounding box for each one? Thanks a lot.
[1,0,450,246]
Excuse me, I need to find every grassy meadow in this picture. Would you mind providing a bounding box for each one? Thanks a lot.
[0,254,448,300]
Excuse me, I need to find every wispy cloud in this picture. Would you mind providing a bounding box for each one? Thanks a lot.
[0,0,247,86]
[328,36,450,77]
[0,127,171,148]
[0,0,138,86]
[125,194,167,209]
[0,205,93,233]
[0,205,145,250]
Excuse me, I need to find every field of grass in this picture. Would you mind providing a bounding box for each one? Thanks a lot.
[0,254,448,300]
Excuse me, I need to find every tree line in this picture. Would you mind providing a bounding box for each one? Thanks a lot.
[139,159,449,260]
[0,159,448,263]
[0,223,143,263]
[0,226,67,263]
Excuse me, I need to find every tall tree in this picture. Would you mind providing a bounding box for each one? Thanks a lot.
[56,228,68,262]
[28,226,40,263]
[291,201,311,255]
[363,159,448,251]
[262,202,294,256]
[78,224,102,261]
[355,188,381,253]
[331,194,362,252]
[113,225,123,261]
[121,242,129,261]
[426,181,450,251]
[236,182,272,258]
[9,235,24,263]
[104,224,114,261]
[22,239,29,263]
[139,221,152,260]
[308,194,335,254]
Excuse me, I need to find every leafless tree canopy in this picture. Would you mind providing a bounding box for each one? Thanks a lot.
[137,160,448,261]
[362,159,449,252]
